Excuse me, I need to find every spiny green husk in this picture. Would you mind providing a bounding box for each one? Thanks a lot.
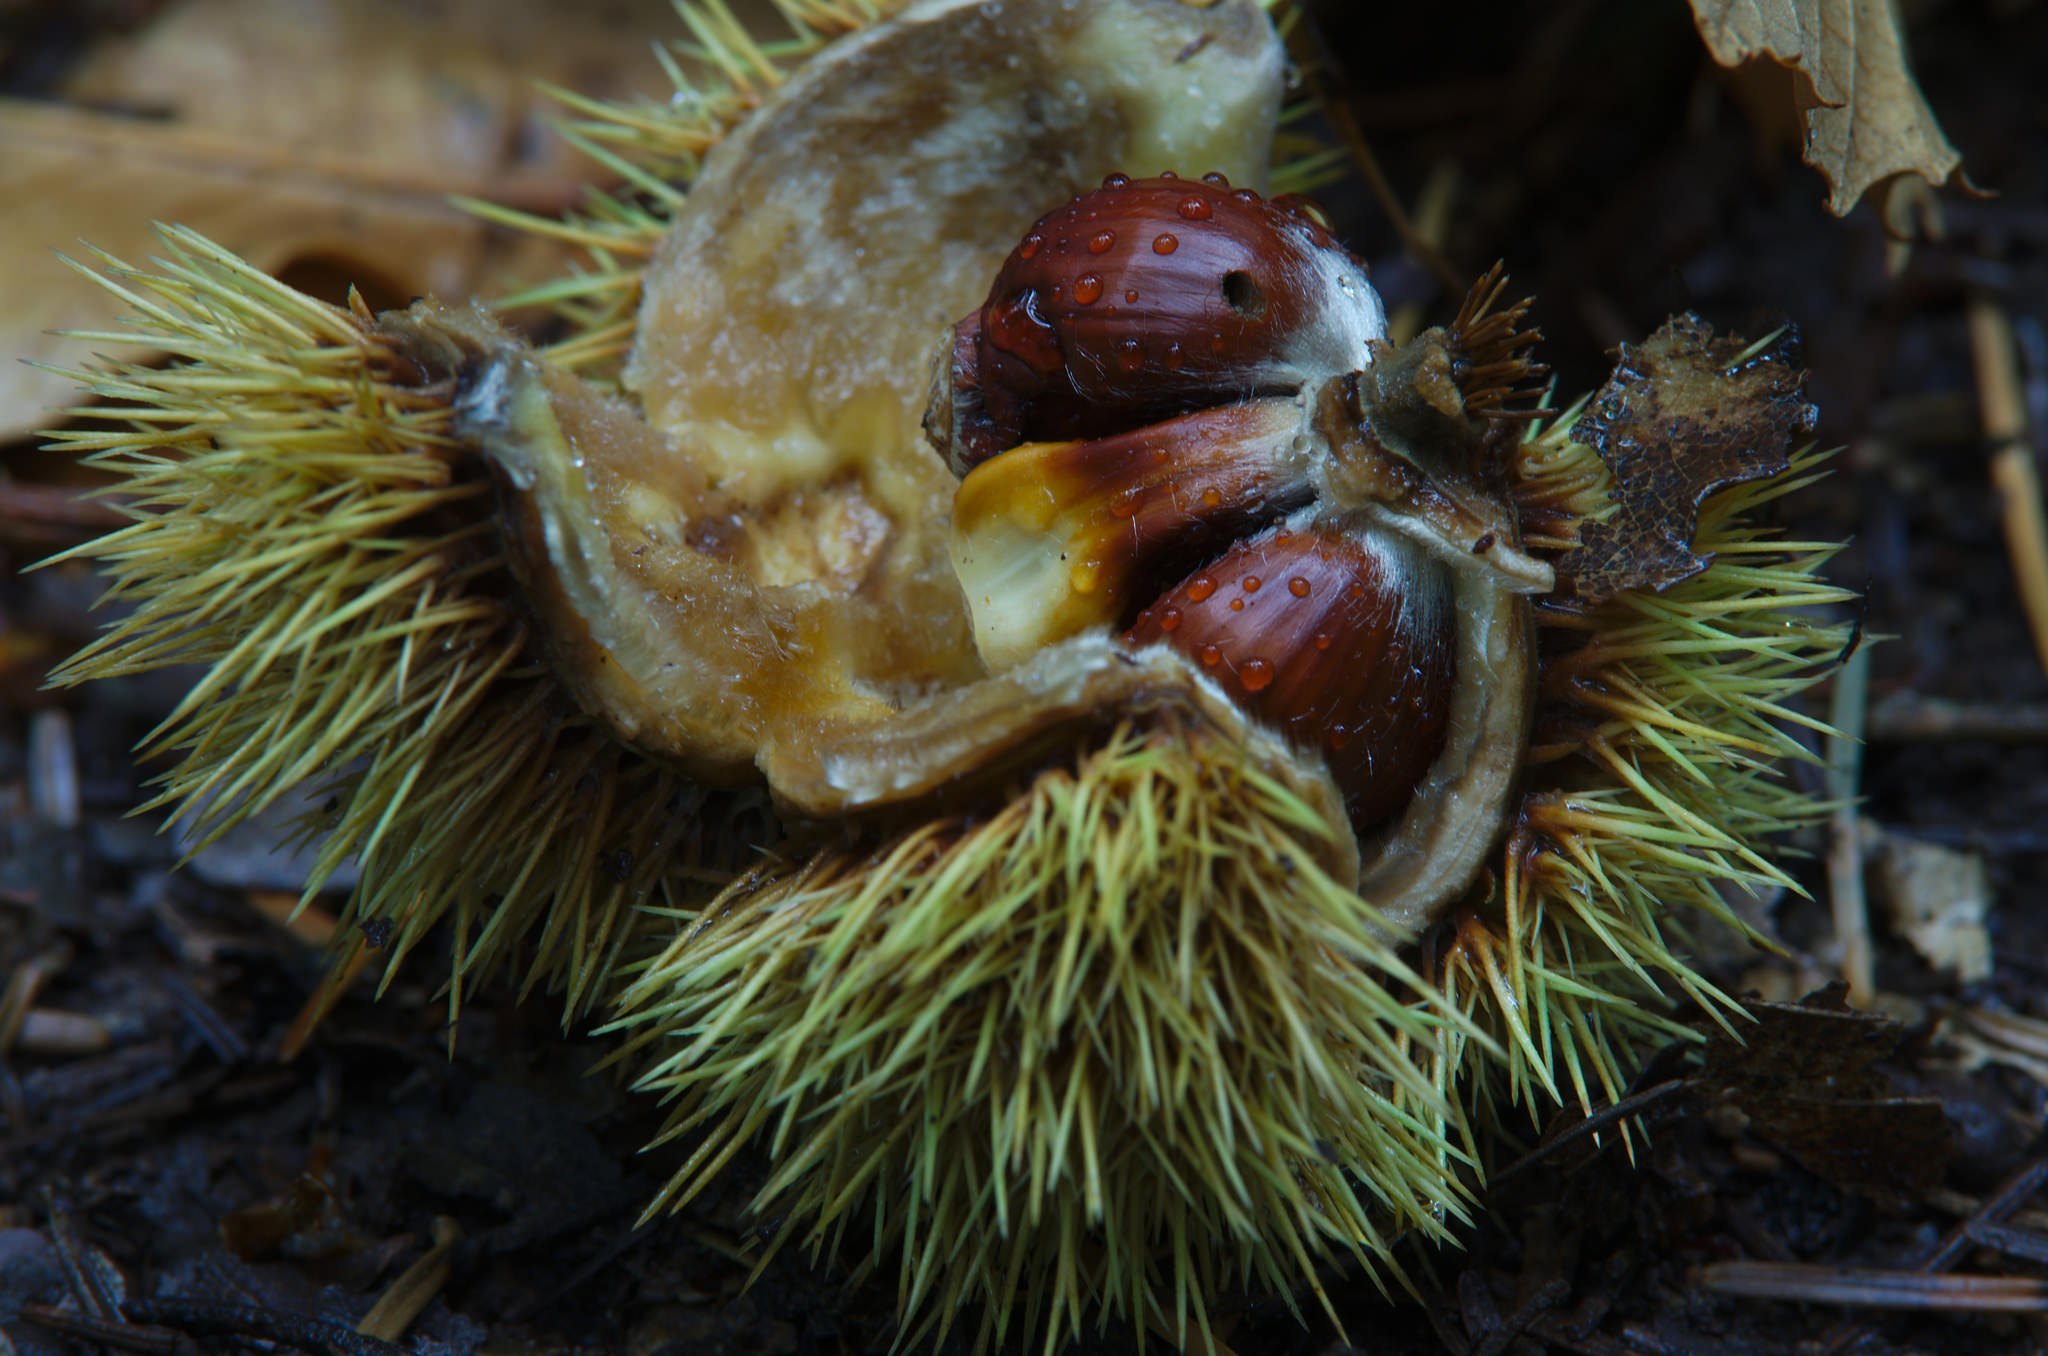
[1435,430,1849,1132]
[598,432,1851,1350]
[604,718,1473,1351]
[41,230,747,1019]
[38,3,1857,1353]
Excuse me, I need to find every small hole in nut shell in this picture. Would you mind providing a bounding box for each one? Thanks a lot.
[1221,271,1266,319]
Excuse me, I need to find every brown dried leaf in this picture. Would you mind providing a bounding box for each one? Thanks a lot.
[1690,0,1975,219]
[1552,315,1814,607]
[1702,987,1955,1206]
[57,0,667,187]
[2,0,672,441]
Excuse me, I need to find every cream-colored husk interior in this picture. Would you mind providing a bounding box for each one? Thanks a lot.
[449,0,1368,830]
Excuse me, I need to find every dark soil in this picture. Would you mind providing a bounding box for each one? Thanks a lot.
[3,2,2046,1354]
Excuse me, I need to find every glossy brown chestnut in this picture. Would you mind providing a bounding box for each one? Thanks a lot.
[931,172,1387,475]
[1127,523,1454,830]
[933,171,1548,912]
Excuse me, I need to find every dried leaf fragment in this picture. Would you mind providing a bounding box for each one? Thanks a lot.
[1703,987,1954,1206]
[1873,834,1993,984]
[1553,315,1813,606]
[1,0,672,440]
[1690,0,1975,219]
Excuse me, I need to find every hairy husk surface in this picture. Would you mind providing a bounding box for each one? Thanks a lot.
[605,720,1469,1350]
[600,428,1848,1349]
[43,2,1853,1351]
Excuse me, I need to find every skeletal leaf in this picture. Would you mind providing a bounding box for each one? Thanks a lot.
[1551,315,1814,606]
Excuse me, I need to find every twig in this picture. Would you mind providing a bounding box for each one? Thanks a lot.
[356,1215,461,1341]
[0,483,129,550]
[42,1192,121,1322]
[1488,1080,1690,1189]
[1820,1156,2048,1351]
[1918,1157,2048,1273]
[1867,693,2048,742]
[14,1008,111,1056]
[1964,1221,2048,1266]
[1701,1261,2048,1311]
[248,890,341,947]
[1388,159,1461,345]
[1282,9,1467,296]
[0,943,71,1056]
[281,937,381,1061]
[20,1305,181,1355]
[1824,642,1874,1006]
[124,1299,403,1356]
[1968,292,2048,678]
[162,974,249,1064]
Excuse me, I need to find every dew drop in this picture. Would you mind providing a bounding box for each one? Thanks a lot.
[1159,169,1179,179]
[1233,188,1260,202]
[1153,233,1179,255]
[1229,597,1244,612]
[1151,446,1170,464]
[1326,724,1352,750]
[1088,230,1116,254]
[1070,558,1102,593]
[1178,196,1213,221]
[1312,632,1332,651]
[1289,576,1311,598]
[1348,582,1365,600]
[1198,643,1221,667]
[1185,575,1216,603]
[1115,338,1143,373]
[1074,274,1103,304]
[1240,657,1273,691]
[1124,287,1140,303]
[1200,486,1223,508]
[1163,342,1184,370]
[1102,172,1131,189]
[1241,575,1261,593]
[1019,232,1042,260]
[1159,607,1181,633]
[1202,171,1230,186]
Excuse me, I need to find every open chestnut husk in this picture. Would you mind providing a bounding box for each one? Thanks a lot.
[45,2,1853,1350]
[935,173,1555,930]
